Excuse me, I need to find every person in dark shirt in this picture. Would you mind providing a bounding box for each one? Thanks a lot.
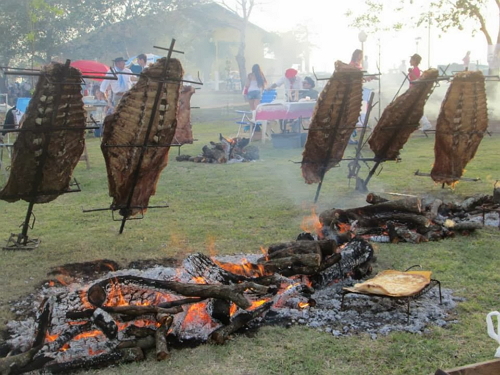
[299,76,319,100]
[2,105,16,136]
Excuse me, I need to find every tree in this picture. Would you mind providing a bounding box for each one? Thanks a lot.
[218,0,258,89]
[347,0,500,73]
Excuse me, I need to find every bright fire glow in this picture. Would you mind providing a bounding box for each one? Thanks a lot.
[105,279,127,307]
[260,246,269,261]
[300,208,323,239]
[213,259,271,278]
[248,298,271,310]
[181,302,214,329]
[298,302,310,309]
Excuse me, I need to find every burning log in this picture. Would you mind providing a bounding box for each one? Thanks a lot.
[255,240,341,277]
[87,276,272,310]
[208,301,273,345]
[155,314,173,361]
[91,308,118,340]
[311,238,374,288]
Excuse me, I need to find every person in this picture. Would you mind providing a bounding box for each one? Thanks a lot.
[349,49,363,70]
[130,53,148,75]
[408,53,422,85]
[408,53,431,131]
[243,64,267,110]
[269,68,303,102]
[463,51,471,71]
[2,105,16,136]
[99,57,133,111]
[299,76,318,100]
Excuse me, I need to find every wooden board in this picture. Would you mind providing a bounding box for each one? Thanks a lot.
[435,358,500,375]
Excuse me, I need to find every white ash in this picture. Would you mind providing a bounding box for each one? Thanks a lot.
[265,278,459,338]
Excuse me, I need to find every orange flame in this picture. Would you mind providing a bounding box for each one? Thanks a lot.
[105,279,127,307]
[229,303,238,316]
[181,302,213,328]
[248,298,271,310]
[213,259,270,278]
[300,208,323,239]
[78,289,94,310]
[260,246,269,261]
[45,332,59,342]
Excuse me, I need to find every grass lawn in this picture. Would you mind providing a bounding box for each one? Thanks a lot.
[0,99,499,375]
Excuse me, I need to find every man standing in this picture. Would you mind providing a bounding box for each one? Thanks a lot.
[99,57,133,111]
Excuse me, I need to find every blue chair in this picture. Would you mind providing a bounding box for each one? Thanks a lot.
[260,89,277,104]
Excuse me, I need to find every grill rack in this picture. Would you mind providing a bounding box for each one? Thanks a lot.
[340,266,443,323]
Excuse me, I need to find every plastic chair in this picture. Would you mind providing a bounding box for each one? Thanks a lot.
[235,90,277,142]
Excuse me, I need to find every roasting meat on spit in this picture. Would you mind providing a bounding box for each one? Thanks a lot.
[173,85,196,145]
[101,57,183,217]
[368,68,439,161]
[301,61,363,184]
[431,70,488,186]
[0,62,86,203]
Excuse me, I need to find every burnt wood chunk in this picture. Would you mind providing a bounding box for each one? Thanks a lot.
[86,276,271,309]
[431,71,488,186]
[301,61,363,184]
[368,68,439,160]
[101,58,184,217]
[0,62,86,203]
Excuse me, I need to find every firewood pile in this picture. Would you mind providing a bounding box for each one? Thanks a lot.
[318,192,499,244]
[0,239,373,374]
[176,134,259,163]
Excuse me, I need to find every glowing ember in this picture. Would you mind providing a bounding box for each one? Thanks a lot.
[74,330,104,340]
[181,302,215,328]
[298,302,310,309]
[192,276,207,284]
[300,208,323,239]
[45,332,59,342]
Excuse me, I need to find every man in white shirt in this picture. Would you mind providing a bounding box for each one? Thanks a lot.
[269,68,303,102]
[99,57,133,111]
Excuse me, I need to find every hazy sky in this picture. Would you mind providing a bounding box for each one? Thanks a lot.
[245,0,488,73]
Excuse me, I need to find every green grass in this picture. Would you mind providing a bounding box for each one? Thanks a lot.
[1,101,500,374]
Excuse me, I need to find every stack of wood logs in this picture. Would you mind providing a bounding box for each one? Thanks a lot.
[319,193,495,244]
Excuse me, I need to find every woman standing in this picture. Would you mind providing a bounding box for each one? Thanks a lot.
[244,64,267,110]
